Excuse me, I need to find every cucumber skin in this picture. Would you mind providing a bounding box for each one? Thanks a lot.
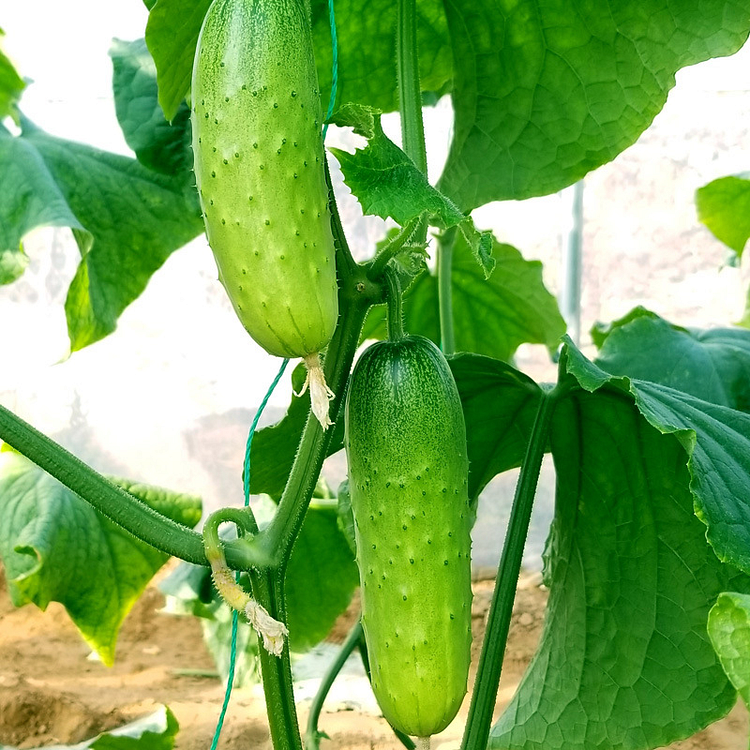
[191,0,338,359]
[345,336,472,738]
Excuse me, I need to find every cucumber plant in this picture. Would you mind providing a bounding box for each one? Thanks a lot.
[2,2,750,750]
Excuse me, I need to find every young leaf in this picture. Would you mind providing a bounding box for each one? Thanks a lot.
[362,232,565,362]
[0,29,25,123]
[593,310,750,411]
[0,451,201,666]
[329,105,495,276]
[708,592,750,712]
[438,0,750,208]
[696,174,750,257]
[109,38,193,176]
[248,364,344,500]
[8,119,203,350]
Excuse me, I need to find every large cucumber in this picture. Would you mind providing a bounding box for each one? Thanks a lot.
[345,335,472,739]
[191,0,338,423]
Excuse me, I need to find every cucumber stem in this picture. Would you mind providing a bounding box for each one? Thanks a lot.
[437,227,457,355]
[304,621,364,750]
[460,385,559,750]
[385,267,405,341]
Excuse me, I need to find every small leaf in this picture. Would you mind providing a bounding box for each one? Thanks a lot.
[708,592,750,711]
[362,232,565,362]
[696,174,750,257]
[0,246,28,285]
[109,38,193,176]
[0,451,201,665]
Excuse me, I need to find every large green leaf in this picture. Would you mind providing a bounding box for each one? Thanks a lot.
[708,592,750,717]
[362,232,565,361]
[0,29,25,123]
[593,309,750,411]
[110,38,193,176]
[488,341,750,749]
[438,1,750,209]
[0,125,86,284]
[146,0,452,121]
[696,174,750,257]
[449,353,542,501]
[0,450,201,666]
[12,119,203,350]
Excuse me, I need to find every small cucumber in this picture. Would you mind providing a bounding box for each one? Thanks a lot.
[345,335,472,739]
[191,0,338,424]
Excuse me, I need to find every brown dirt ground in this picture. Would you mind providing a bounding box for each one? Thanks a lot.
[0,567,746,750]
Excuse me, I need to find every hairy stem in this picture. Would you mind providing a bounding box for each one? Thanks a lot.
[460,386,559,750]
[385,267,405,341]
[396,0,427,175]
[437,226,457,355]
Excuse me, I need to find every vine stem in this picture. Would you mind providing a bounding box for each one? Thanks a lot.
[396,0,427,175]
[304,621,364,750]
[438,227,457,355]
[460,385,560,750]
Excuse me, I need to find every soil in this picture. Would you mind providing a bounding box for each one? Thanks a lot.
[0,568,746,750]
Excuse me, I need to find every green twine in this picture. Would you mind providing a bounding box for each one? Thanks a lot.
[209,0,339,744]
[209,357,289,750]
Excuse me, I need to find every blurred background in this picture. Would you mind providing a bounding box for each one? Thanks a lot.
[1,2,749,570]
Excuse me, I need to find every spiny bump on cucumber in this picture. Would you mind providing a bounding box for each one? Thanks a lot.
[191,0,338,429]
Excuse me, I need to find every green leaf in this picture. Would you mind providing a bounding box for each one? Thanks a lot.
[109,38,193,176]
[696,174,750,257]
[0,451,201,666]
[330,107,495,275]
[0,706,179,750]
[0,246,28,284]
[145,0,213,122]
[249,364,344,500]
[146,0,452,122]
[284,503,359,651]
[335,478,356,556]
[490,340,750,749]
[13,119,203,350]
[362,232,565,361]
[310,0,452,114]
[0,126,87,285]
[438,1,750,209]
[593,309,750,412]
[0,30,25,123]
[708,592,750,712]
[449,353,542,501]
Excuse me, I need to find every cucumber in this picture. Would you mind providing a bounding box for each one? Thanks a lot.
[191,0,338,424]
[345,335,472,739]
